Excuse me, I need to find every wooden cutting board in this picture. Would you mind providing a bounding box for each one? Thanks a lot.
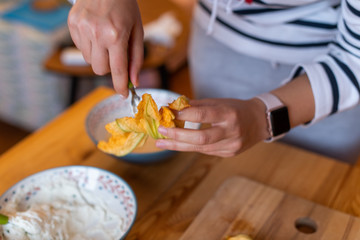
[180,176,360,240]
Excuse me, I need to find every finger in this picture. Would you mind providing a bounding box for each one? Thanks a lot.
[68,25,81,49]
[128,23,144,87]
[68,9,94,64]
[109,42,129,97]
[156,137,242,157]
[176,105,227,123]
[156,138,235,153]
[90,44,110,75]
[156,138,214,153]
[188,98,222,106]
[79,39,92,64]
[158,125,225,145]
[202,138,243,157]
[69,25,92,64]
[68,26,92,63]
[67,8,81,45]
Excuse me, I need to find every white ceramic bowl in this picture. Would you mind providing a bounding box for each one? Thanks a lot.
[86,88,198,164]
[0,166,137,240]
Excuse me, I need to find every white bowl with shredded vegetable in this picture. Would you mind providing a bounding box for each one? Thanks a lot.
[0,166,137,240]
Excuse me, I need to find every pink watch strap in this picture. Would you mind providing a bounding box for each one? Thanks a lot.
[255,93,287,142]
[255,93,284,111]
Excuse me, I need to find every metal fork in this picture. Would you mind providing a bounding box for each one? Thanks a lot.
[128,80,141,115]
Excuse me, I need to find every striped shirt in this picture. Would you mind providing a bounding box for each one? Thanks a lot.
[194,0,360,124]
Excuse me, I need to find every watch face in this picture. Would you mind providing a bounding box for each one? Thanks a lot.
[270,107,290,137]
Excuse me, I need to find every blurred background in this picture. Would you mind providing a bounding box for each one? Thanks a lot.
[0,0,195,154]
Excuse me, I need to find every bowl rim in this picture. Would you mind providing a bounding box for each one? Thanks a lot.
[0,165,138,240]
[85,88,182,158]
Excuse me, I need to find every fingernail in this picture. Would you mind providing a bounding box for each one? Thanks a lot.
[158,126,168,135]
[134,76,139,87]
[175,110,182,118]
[156,140,167,149]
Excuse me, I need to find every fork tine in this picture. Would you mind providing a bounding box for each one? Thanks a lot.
[128,81,141,114]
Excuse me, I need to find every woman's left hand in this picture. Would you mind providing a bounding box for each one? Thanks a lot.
[156,98,269,158]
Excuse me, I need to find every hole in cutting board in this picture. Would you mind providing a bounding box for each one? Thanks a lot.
[294,217,317,234]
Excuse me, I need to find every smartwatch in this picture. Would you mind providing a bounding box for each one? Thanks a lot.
[255,93,290,142]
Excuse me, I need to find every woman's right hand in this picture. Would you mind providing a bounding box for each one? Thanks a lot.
[67,0,144,97]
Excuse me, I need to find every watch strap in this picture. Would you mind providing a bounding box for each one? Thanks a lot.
[255,93,289,142]
[256,93,284,112]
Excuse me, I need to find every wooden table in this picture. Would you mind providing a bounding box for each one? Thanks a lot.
[1,87,360,239]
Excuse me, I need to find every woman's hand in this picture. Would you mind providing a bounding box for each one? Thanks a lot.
[156,98,270,158]
[67,0,144,97]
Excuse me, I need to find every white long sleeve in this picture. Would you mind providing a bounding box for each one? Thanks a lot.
[290,0,360,123]
[194,0,360,124]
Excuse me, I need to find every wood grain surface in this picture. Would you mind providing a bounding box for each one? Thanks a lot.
[180,177,360,240]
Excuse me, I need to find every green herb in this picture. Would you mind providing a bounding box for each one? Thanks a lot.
[128,80,134,89]
[0,214,9,225]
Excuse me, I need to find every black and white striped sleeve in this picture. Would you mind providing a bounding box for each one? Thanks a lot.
[289,0,360,124]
